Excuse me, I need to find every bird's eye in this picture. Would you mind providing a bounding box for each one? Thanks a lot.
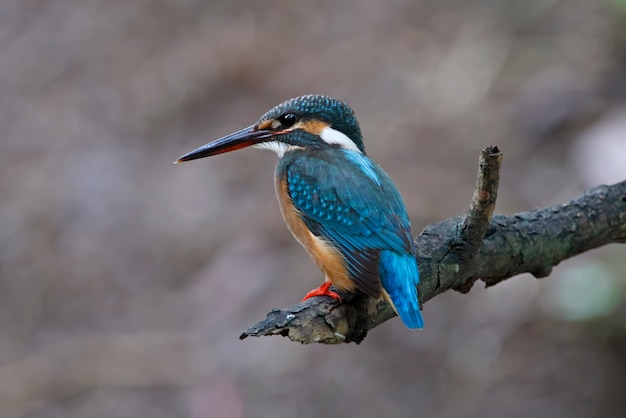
[278,113,298,128]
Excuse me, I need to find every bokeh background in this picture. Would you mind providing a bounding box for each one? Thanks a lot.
[1,0,626,417]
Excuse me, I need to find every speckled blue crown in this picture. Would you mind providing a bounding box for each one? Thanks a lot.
[260,95,365,153]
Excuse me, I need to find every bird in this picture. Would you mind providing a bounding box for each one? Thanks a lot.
[175,95,423,329]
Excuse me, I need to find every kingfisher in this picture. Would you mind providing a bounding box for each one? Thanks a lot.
[176,95,423,329]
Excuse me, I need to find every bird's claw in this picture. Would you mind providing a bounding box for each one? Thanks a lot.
[301,282,342,302]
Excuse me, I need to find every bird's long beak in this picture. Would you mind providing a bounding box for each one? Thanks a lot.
[175,125,275,163]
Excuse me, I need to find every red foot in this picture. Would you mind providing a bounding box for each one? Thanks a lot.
[302,282,342,302]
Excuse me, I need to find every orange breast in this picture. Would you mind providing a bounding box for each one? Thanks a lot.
[276,178,356,293]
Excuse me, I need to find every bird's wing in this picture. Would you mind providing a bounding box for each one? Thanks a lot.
[284,150,414,298]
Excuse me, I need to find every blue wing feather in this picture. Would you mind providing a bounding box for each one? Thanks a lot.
[286,150,413,251]
[279,148,423,328]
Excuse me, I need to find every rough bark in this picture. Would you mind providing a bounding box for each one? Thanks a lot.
[241,147,626,344]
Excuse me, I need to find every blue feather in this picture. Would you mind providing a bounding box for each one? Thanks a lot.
[379,251,423,329]
[341,150,382,186]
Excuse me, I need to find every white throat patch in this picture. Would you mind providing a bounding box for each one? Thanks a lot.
[319,127,361,153]
[254,142,302,157]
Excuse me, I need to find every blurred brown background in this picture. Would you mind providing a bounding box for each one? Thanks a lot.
[1,0,626,417]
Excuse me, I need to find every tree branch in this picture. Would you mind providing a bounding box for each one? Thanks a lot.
[240,147,626,344]
[460,145,502,254]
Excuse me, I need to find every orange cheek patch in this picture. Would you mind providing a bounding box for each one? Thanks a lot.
[257,120,274,130]
[297,120,329,136]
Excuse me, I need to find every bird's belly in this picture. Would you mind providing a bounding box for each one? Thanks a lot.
[276,178,356,293]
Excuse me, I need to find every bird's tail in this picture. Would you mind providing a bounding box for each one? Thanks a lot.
[379,250,423,329]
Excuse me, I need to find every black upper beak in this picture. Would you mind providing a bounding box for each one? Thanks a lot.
[175,125,276,163]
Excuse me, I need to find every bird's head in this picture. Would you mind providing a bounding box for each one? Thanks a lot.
[175,95,365,163]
